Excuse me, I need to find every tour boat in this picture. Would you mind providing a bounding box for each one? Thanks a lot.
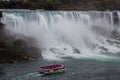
[39,64,66,75]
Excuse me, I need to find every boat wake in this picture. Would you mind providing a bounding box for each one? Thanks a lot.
[12,72,41,80]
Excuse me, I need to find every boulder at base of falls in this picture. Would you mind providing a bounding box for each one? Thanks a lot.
[111,30,120,40]
[0,39,42,64]
[50,48,64,55]
[73,48,81,54]
[99,46,108,52]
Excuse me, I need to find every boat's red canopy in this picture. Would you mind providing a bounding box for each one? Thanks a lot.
[40,64,64,70]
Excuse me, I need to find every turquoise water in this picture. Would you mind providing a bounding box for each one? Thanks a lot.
[1,56,120,80]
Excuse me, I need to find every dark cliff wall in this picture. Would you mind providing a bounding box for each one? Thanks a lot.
[0,11,2,18]
[0,12,42,64]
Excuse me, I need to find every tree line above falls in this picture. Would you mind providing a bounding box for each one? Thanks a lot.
[0,0,120,10]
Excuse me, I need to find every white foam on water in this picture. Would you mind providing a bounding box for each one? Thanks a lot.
[12,72,41,80]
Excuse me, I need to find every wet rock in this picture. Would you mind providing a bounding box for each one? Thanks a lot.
[107,39,120,47]
[0,11,4,30]
[113,11,119,25]
[92,25,109,37]
[63,48,67,50]
[0,11,2,18]
[73,48,81,54]
[0,22,4,27]
[0,41,6,52]
[50,48,64,55]
[25,47,42,58]
[0,38,42,64]
[99,46,108,52]
[111,29,120,40]
[19,37,42,59]
[0,41,6,48]
[106,39,114,45]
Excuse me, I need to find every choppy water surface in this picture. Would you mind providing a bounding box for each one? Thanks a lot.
[0,56,120,80]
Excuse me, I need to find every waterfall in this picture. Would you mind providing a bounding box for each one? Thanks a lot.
[1,11,120,60]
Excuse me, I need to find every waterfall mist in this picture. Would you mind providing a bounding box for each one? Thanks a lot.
[2,11,120,60]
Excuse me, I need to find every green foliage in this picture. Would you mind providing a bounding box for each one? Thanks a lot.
[0,0,60,10]
[42,0,62,10]
[91,0,120,10]
[0,0,119,10]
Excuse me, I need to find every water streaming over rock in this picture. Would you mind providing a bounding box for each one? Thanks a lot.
[1,11,120,60]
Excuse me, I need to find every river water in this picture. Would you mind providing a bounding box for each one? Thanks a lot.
[1,57,120,80]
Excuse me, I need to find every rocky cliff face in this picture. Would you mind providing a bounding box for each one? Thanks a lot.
[0,11,2,18]
[0,12,42,64]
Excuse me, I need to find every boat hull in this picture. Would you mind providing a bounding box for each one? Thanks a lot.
[39,68,66,75]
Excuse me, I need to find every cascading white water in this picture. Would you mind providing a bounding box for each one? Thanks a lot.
[1,11,120,60]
